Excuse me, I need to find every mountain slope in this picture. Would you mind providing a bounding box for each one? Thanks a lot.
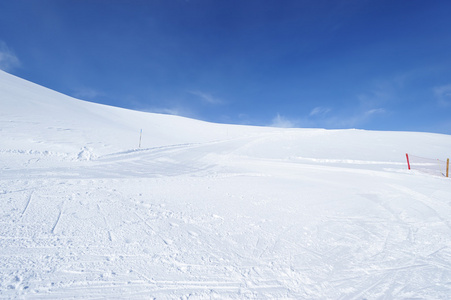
[1,70,451,299]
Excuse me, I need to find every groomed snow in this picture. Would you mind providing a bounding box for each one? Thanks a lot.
[1,70,451,299]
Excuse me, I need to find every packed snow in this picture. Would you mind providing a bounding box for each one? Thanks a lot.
[1,70,451,299]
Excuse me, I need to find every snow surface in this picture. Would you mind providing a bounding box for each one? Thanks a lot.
[1,69,451,299]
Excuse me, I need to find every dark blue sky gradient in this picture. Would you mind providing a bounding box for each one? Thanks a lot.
[1,0,451,133]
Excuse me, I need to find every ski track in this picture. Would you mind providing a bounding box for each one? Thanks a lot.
[2,132,451,298]
[1,137,451,299]
[20,190,34,217]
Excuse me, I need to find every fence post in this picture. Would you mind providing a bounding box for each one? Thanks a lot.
[139,129,142,148]
[406,153,410,170]
[447,158,449,177]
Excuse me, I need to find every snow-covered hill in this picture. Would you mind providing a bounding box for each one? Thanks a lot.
[1,70,451,299]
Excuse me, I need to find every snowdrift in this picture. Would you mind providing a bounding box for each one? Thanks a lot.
[1,70,451,298]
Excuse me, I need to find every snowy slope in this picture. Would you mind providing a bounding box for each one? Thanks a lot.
[1,70,451,299]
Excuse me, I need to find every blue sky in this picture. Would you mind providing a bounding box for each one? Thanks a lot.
[1,0,451,134]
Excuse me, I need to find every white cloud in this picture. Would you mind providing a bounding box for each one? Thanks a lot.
[297,107,388,129]
[434,84,451,107]
[0,41,20,71]
[309,106,331,117]
[270,113,298,128]
[72,87,105,100]
[365,108,385,115]
[189,91,223,105]
[333,108,386,128]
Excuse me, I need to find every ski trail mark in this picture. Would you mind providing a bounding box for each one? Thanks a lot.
[96,203,115,241]
[21,191,34,217]
[51,199,66,234]
[51,210,62,234]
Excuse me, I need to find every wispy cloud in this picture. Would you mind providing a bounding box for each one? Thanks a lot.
[309,106,331,117]
[356,84,394,108]
[270,113,298,128]
[295,106,388,129]
[433,84,451,107]
[72,87,105,100]
[364,108,385,116]
[267,105,386,130]
[325,108,387,128]
[0,41,20,72]
[189,91,224,105]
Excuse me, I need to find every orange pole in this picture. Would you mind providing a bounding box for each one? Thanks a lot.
[447,158,449,177]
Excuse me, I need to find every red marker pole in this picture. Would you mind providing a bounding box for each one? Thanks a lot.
[446,158,449,177]
[406,153,411,170]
